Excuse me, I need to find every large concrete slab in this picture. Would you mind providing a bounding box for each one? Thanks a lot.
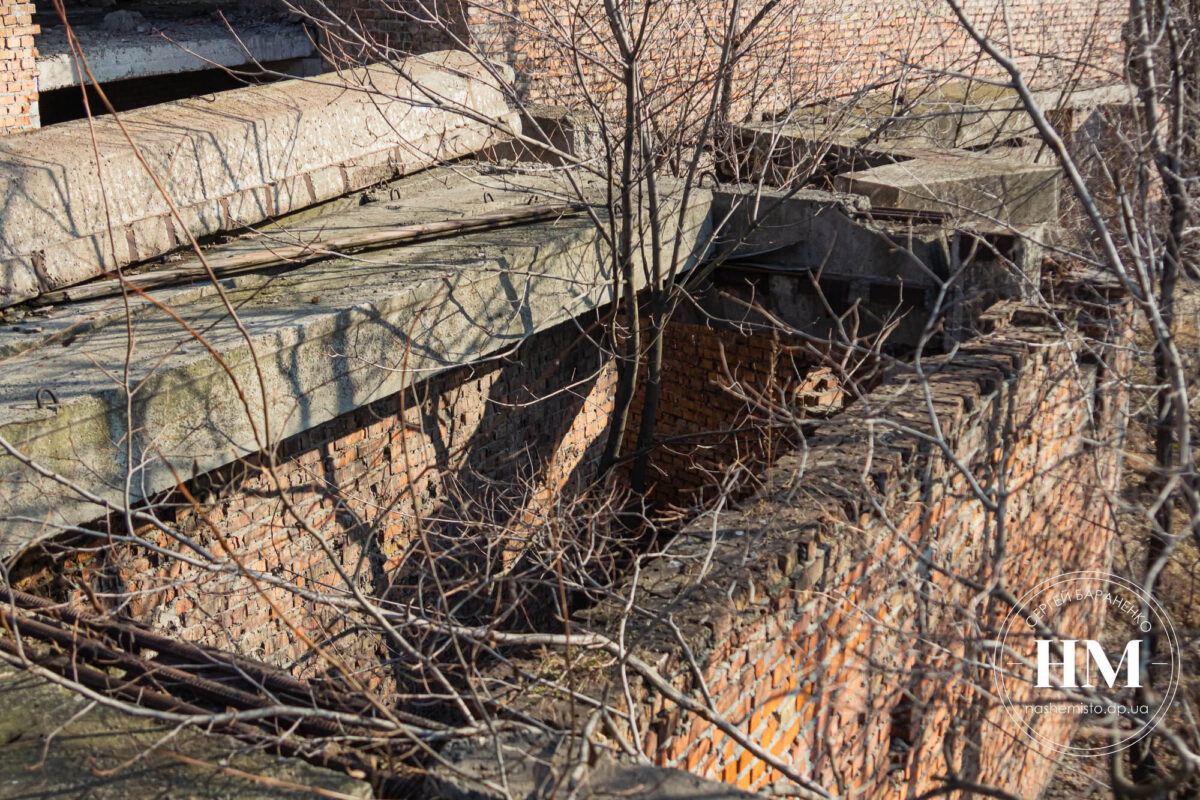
[834,153,1061,226]
[0,50,520,307]
[37,20,319,92]
[0,168,712,556]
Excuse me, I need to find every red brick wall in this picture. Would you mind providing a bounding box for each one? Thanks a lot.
[622,322,845,507]
[296,0,466,67]
[313,0,1124,120]
[29,313,837,690]
[14,296,1131,797]
[584,300,1132,798]
[0,1,38,133]
[86,312,620,685]
[473,0,1125,117]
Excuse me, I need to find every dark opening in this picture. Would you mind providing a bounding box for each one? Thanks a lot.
[38,60,307,126]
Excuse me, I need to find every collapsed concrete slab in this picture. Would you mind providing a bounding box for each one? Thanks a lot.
[834,153,1060,226]
[0,50,520,308]
[0,168,711,557]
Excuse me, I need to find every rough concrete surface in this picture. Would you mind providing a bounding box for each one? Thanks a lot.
[36,20,318,91]
[834,152,1061,225]
[426,731,758,800]
[0,168,712,556]
[0,666,371,799]
[0,50,520,307]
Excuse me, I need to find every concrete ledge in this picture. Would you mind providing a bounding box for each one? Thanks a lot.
[0,50,520,307]
[37,21,319,91]
[0,169,712,556]
[834,153,1060,225]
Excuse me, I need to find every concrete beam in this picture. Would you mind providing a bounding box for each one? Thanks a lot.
[0,51,520,308]
[0,169,712,556]
[36,21,319,92]
[834,153,1061,226]
[711,185,945,287]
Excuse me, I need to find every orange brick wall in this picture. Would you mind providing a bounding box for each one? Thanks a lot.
[314,0,1124,118]
[26,312,833,690]
[592,301,1133,798]
[0,1,38,133]
[622,322,844,507]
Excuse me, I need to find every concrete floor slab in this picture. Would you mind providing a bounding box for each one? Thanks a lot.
[834,153,1061,226]
[36,20,318,92]
[0,168,712,556]
[0,50,520,308]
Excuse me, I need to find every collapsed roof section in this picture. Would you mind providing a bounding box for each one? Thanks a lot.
[0,50,520,308]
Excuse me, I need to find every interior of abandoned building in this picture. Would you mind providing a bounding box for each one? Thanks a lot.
[0,3,1141,799]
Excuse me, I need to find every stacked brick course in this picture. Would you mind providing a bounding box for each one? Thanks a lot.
[572,297,1133,798]
[311,0,1124,119]
[23,311,836,690]
[623,321,845,507]
[13,290,1131,797]
[0,1,37,133]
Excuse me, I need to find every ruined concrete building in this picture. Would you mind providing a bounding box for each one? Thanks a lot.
[0,2,1139,799]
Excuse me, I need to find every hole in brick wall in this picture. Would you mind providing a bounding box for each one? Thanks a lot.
[888,700,915,773]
